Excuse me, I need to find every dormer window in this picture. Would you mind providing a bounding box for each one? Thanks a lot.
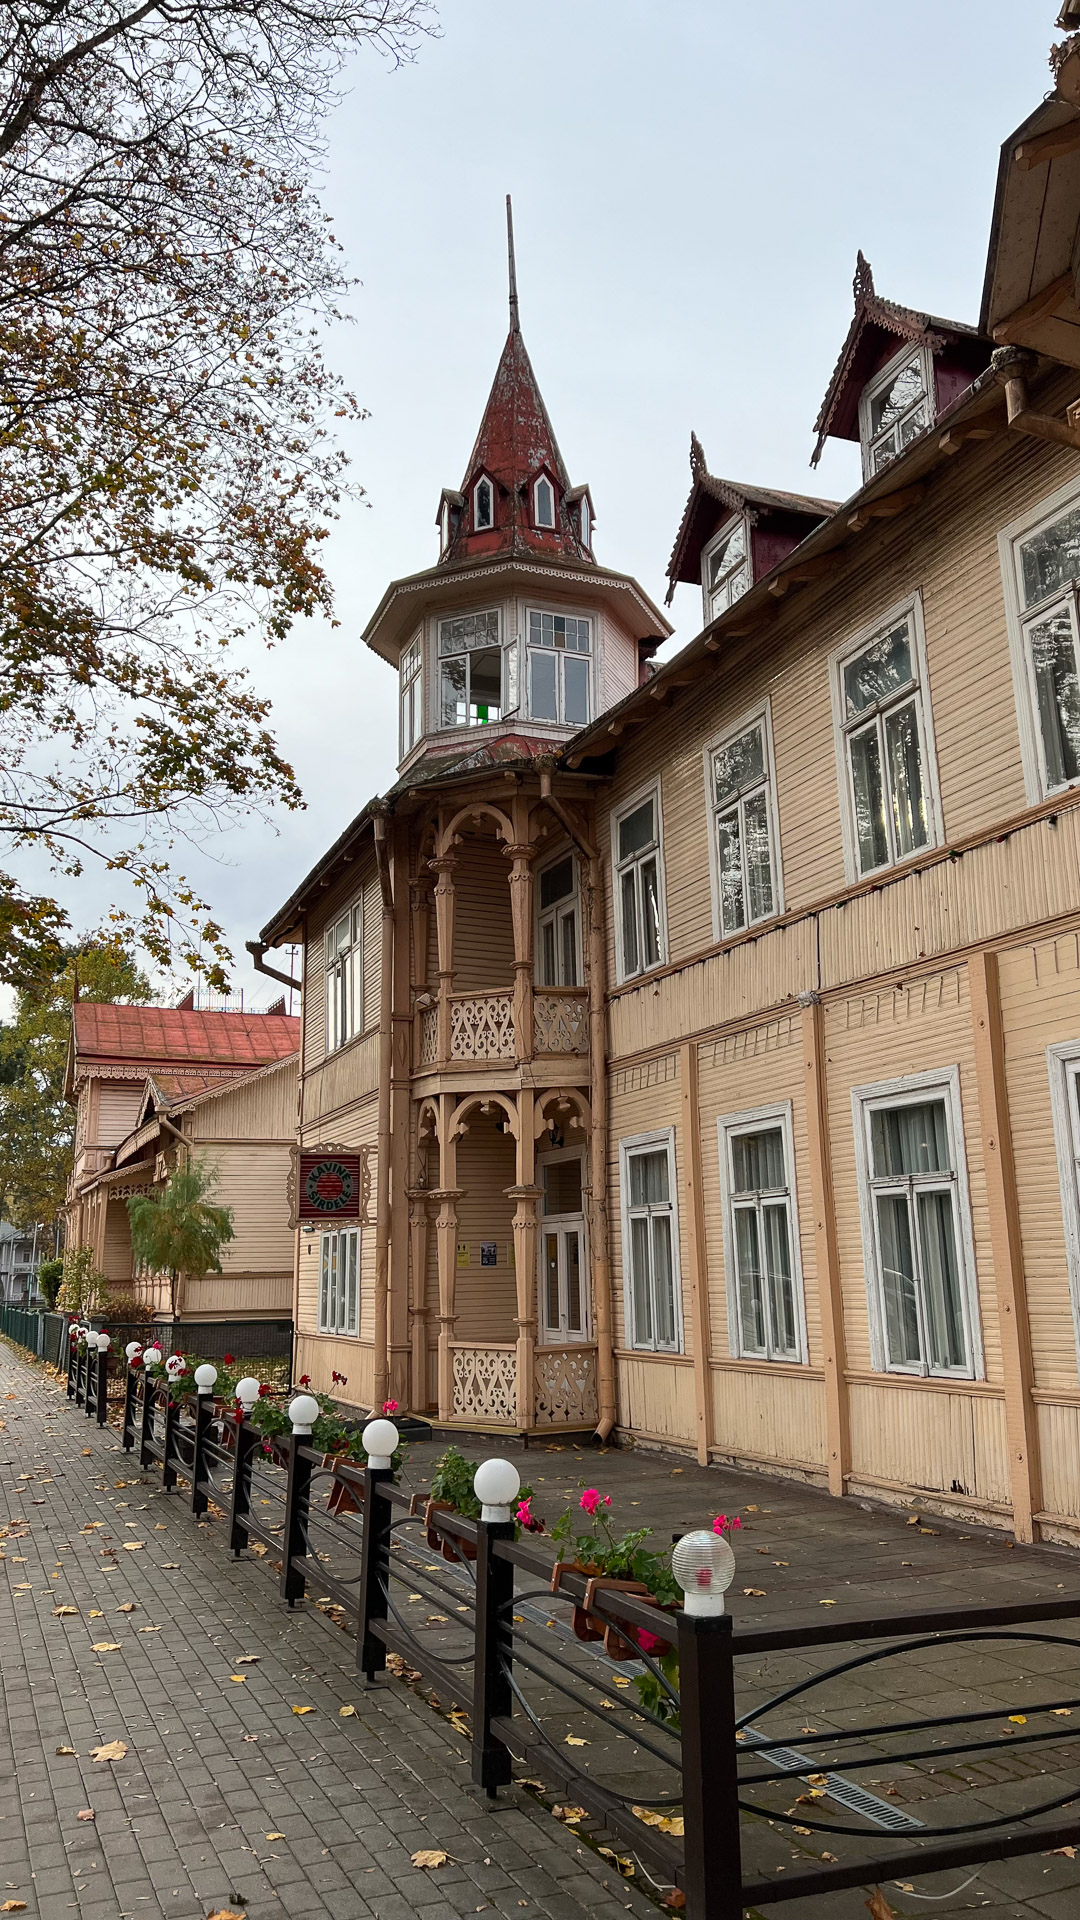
[859,344,933,479]
[534,475,556,529]
[474,475,494,531]
[579,496,592,550]
[701,515,751,624]
[440,499,452,554]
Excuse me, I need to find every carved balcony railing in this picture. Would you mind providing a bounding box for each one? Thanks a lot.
[451,1343,517,1423]
[532,989,589,1055]
[534,1345,598,1426]
[418,1004,439,1067]
[449,989,515,1062]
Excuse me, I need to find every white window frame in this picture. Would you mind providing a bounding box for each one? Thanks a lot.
[437,607,504,730]
[717,1101,807,1364]
[1046,1040,1080,1364]
[473,473,495,531]
[579,496,592,550]
[700,513,752,625]
[535,847,582,987]
[399,632,423,759]
[318,1226,360,1336]
[703,699,784,942]
[324,898,363,1055]
[858,341,935,481]
[851,1066,983,1380]
[829,592,943,883]
[611,779,668,985]
[620,1128,683,1354]
[525,606,592,727]
[999,474,1080,804]
[537,1145,590,1344]
[533,473,556,529]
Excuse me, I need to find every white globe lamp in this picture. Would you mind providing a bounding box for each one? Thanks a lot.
[193,1363,218,1397]
[235,1376,260,1413]
[125,1341,142,1362]
[361,1418,399,1470]
[288,1393,320,1436]
[671,1529,737,1617]
[473,1457,521,1523]
[96,1333,111,1353]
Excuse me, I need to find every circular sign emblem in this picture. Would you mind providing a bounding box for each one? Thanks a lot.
[303,1158,356,1214]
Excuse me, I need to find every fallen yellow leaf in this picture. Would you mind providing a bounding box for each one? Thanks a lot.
[819,1599,837,1607]
[55,1746,75,1756]
[236,1655,260,1664]
[632,1805,685,1836]
[1,1901,27,1911]
[137,1625,162,1634]
[553,1805,586,1823]
[53,1606,78,1617]
[866,1893,899,1920]
[1052,1708,1073,1717]
[76,1809,95,1822]
[90,1740,127,1763]
[411,1849,449,1869]
[291,1705,313,1715]
[91,1642,121,1653]
[565,1735,588,1746]
[207,1910,246,1920]
[338,1705,356,1717]
[265,1832,285,1841]
[743,1588,767,1598]
[122,1541,144,1551]
[115,1603,137,1613]
[1008,1714,1027,1725]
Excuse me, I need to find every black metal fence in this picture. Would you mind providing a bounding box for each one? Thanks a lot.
[96,1319,293,1383]
[0,1305,66,1367]
[56,1348,1080,1918]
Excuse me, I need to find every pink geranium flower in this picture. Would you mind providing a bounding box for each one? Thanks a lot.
[637,1629,664,1655]
[712,1513,742,1535]
[579,1488,612,1518]
[382,1399,398,1414]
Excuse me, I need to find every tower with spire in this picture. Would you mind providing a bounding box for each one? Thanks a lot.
[363,199,671,774]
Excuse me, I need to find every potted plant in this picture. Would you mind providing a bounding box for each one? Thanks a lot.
[551,1489,692,1661]
[630,1514,741,1720]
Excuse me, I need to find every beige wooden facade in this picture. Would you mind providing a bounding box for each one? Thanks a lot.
[259,63,1080,1545]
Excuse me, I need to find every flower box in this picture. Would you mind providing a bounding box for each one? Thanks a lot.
[423,1497,478,1563]
[550,1562,663,1661]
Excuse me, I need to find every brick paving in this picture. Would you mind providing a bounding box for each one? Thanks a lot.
[4,1345,1080,1920]
[0,1347,659,1920]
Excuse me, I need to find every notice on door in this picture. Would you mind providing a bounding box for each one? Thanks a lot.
[480,1241,498,1267]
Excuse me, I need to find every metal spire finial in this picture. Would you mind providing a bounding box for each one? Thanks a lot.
[506,194,519,333]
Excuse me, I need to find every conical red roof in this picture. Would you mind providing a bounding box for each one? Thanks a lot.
[439,320,592,566]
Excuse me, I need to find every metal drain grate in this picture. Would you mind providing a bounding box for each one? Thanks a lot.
[741,1728,925,1833]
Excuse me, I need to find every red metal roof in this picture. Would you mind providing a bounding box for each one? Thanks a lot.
[73,1002,300,1071]
[440,320,592,567]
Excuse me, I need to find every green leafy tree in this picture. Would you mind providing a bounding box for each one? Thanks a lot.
[36,1256,63,1310]
[127,1159,234,1317]
[57,1242,109,1317]
[0,0,435,989]
[0,942,151,1227]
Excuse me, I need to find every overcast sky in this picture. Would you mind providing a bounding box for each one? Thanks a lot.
[36,1,1064,1005]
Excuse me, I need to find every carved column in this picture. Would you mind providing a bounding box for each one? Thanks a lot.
[432,1189,463,1422]
[505,842,535,1065]
[430,854,456,1067]
[406,1187,435,1413]
[507,1185,543,1432]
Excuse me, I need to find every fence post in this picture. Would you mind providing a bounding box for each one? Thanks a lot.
[678,1611,743,1920]
[122,1368,138,1452]
[472,1515,515,1797]
[65,1326,75,1398]
[162,1393,180,1491]
[139,1371,157,1468]
[280,1432,315,1606]
[357,1467,394,1681]
[191,1392,214,1515]
[95,1346,109,1428]
[229,1416,259,1555]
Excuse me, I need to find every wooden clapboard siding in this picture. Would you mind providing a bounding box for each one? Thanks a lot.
[190,1144,293,1272]
[1038,1401,1080,1521]
[303,850,379,1068]
[103,1199,134,1286]
[848,1380,1011,1508]
[598,609,639,713]
[97,1083,146,1146]
[695,1013,821,1368]
[292,1332,374,1412]
[823,965,1001,1387]
[996,930,1080,1395]
[187,1056,297,1141]
[452,1127,517,1343]
[709,1366,827,1470]
[301,1032,380,1129]
[450,832,516,992]
[610,916,815,1059]
[616,1354,697,1445]
[295,1218,377,1344]
[607,1053,689,1359]
[181,1272,292,1317]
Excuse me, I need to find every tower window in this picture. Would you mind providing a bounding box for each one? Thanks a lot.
[527,609,590,726]
[534,475,556,529]
[474,476,494,531]
[579,497,591,549]
[701,516,751,624]
[438,609,503,728]
[400,633,423,757]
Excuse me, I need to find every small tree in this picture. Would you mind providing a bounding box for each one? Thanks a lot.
[57,1244,109,1317]
[36,1256,63,1311]
[127,1161,234,1317]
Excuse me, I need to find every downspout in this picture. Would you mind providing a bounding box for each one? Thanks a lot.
[245,940,301,995]
[539,769,617,1444]
[373,807,394,1412]
[992,345,1080,449]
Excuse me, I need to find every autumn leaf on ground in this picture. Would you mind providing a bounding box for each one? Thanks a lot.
[265,1832,285,1841]
[236,1654,260,1664]
[55,1746,75,1756]
[230,1674,247,1683]
[291,1705,313,1715]
[793,1825,813,1836]
[552,1805,586,1823]
[122,1540,144,1551]
[1,1901,27,1911]
[88,1610,103,1619]
[743,1588,766,1598]
[819,1599,837,1607]
[411,1849,449,1869]
[632,1806,684,1836]
[1048,1845,1077,1858]
[1052,1708,1073,1717]
[137,1625,162,1634]
[866,1893,898,1920]
[1008,1715,1028,1725]
[662,1893,686,1912]
[53,1606,78,1616]
[249,1542,267,1557]
[565,1735,588,1746]
[115,1603,137,1613]
[207,1910,246,1920]
[91,1643,121,1653]
[820,1850,838,1862]
[90,1740,127,1763]
[338,1705,356,1717]
[76,1809,95,1822]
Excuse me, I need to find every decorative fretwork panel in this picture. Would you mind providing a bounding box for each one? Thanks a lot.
[451,1345,517,1423]
[532,992,589,1055]
[534,1347,599,1426]
[450,991,515,1061]
[419,1005,438,1066]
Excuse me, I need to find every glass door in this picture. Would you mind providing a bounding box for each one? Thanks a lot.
[538,1151,589,1342]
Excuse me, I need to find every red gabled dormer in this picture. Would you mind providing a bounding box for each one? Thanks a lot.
[666,433,837,622]
[813,252,991,478]
[435,204,594,569]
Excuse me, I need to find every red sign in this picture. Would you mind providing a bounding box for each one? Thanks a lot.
[298,1152,362,1220]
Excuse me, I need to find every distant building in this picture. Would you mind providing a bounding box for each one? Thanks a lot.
[64,999,300,1320]
[0,1222,41,1305]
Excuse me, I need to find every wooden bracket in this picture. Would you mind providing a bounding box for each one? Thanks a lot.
[992,271,1073,345]
[847,484,925,533]
[939,423,997,455]
[767,553,841,599]
[1014,121,1080,169]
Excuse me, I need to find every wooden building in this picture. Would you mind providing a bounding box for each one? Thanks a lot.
[257,63,1080,1546]
[65,1000,300,1319]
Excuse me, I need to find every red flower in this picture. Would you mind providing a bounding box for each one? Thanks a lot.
[298,1374,311,1388]
[331,1370,348,1387]
[579,1488,611,1518]
[382,1399,398,1415]
[712,1513,741,1535]
[222,1354,235,1366]
[637,1629,664,1655]
[258,1382,272,1396]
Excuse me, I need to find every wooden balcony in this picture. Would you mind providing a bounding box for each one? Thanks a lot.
[415,987,589,1071]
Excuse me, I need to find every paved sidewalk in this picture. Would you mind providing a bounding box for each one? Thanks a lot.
[0,1348,658,1920]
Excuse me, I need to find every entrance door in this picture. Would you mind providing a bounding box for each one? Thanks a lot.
[538,1150,589,1341]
